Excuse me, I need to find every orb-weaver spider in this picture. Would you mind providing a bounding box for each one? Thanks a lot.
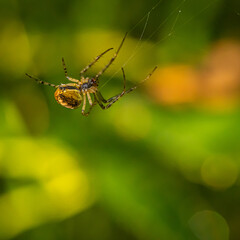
[26,33,157,116]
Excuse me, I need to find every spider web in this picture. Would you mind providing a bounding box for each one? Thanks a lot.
[99,0,220,90]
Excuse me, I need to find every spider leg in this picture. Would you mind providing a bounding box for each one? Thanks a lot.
[81,93,97,116]
[84,95,97,116]
[62,57,81,84]
[87,92,93,106]
[97,66,157,109]
[25,73,57,88]
[104,67,126,103]
[95,32,128,81]
[95,68,126,109]
[80,48,113,76]
[120,65,157,96]
[95,91,107,109]
[81,93,87,115]
[96,91,107,103]
[96,98,106,110]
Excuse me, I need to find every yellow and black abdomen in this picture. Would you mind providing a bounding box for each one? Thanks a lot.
[54,84,82,109]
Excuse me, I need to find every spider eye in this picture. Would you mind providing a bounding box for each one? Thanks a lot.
[90,78,96,84]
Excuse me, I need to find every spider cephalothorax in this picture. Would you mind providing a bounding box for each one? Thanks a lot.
[26,33,157,116]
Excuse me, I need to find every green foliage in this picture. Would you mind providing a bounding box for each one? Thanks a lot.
[0,0,239,239]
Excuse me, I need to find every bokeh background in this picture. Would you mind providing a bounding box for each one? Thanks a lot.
[1,0,240,239]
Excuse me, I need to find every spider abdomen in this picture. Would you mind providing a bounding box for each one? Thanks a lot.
[54,84,82,109]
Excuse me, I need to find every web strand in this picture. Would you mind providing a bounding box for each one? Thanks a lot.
[100,0,218,89]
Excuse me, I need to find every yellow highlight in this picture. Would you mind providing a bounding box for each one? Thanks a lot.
[44,169,90,217]
[0,137,94,239]
[3,138,79,180]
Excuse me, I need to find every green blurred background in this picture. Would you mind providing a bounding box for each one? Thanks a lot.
[0,0,240,239]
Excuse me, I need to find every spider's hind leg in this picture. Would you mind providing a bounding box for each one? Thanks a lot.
[97,66,157,109]
[96,91,107,103]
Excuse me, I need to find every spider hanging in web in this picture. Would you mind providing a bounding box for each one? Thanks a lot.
[26,33,157,116]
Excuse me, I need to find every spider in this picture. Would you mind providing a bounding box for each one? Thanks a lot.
[26,33,157,116]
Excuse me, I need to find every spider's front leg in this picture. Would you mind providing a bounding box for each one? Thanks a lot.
[80,48,113,76]
[95,33,128,81]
